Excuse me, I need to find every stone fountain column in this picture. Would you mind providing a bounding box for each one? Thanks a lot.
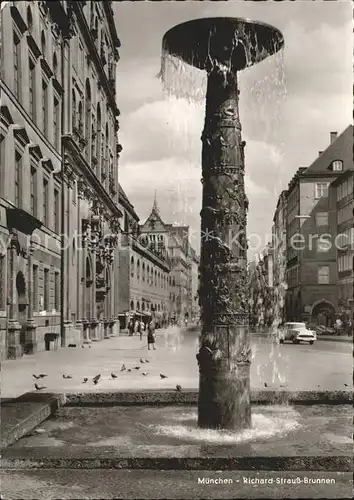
[197,68,251,430]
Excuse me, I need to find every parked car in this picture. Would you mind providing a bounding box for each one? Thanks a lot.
[278,322,317,345]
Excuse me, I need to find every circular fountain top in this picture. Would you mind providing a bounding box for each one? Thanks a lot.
[162,17,284,72]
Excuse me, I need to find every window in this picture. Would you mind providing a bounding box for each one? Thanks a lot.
[43,177,49,226]
[316,238,330,253]
[332,160,343,172]
[41,30,46,57]
[318,266,329,285]
[137,260,140,280]
[32,264,38,311]
[54,189,60,232]
[13,31,21,100]
[42,80,48,136]
[53,97,60,150]
[54,272,60,310]
[30,166,37,217]
[27,6,33,34]
[130,256,134,278]
[72,90,76,130]
[315,212,328,227]
[53,53,58,78]
[29,59,36,121]
[44,268,49,310]
[315,182,329,199]
[0,256,4,310]
[14,152,22,208]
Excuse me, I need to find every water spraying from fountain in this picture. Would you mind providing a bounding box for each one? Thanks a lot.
[159,17,284,433]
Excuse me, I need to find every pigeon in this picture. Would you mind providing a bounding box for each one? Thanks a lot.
[34,383,47,390]
[33,374,41,379]
[120,364,126,371]
[264,382,268,388]
[89,345,92,348]
[141,372,148,376]
[344,383,348,387]
[63,374,72,379]
[127,369,131,372]
[160,374,168,379]
[111,372,118,379]
[92,374,101,384]
[81,345,85,348]
[134,366,140,370]
[176,385,182,392]
[33,374,47,379]
[82,378,88,383]
[140,358,145,364]
[145,359,150,363]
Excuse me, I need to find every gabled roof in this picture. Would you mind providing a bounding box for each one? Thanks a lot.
[303,125,353,176]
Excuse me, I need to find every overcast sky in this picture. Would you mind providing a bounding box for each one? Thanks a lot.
[113,0,352,258]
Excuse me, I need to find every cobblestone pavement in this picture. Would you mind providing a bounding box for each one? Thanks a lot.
[1,327,352,398]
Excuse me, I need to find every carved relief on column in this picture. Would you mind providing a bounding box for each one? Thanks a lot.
[198,69,250,371]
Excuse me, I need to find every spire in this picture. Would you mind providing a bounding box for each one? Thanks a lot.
[152,190,159,214]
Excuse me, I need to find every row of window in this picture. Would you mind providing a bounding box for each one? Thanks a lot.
[130,300,165,313]
[130,256,173,288]
[32,265,60,312]
[338,253,354,273]
[337,176,354,202]
[337,228,354,249]
[0,134,60,230]
[12,25,61,150]
[0,258,60,312]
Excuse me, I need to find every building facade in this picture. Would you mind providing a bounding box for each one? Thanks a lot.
[189,246,200,322]
[272,190,288,325]
[329,169,354,324]
[0,1,122,359]
[117,185,171,329]
[140,196,196,325]
[285,127,353,325]
[248,246,274,328]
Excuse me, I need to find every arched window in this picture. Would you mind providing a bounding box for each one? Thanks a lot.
[154,270,157,287]
[72,90,76,130]
[105,122,109,181]
[147,265,150,284]
[137,301,140,311]
[96,103,101,174]
[78,101,83,134]
[85,79,91,161]
[130,256,134,278]
[41,31,46,57]
[53,53,58,78]
[137,259,140,280]
[27,6,33,34]
[142,262,145,282]
[130,300,134,311]
[151,268,153,286]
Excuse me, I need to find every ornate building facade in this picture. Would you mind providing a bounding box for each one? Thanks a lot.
[0,1,122,359]
[140,196,196,325]
[117,185,170,330]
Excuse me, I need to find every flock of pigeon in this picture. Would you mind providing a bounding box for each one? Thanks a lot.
[33,357,183,392]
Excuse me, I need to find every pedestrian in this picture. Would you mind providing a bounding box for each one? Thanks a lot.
[134,318,139,335]
[139,320,145,341]
[147,319,156,350]
[128,319,134,336]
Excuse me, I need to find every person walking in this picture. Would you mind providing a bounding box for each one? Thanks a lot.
[128,319,134,336]
[139,320,145,341]
[147,319,156,350]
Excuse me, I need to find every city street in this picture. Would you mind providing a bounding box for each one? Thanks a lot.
[1,328,352,399]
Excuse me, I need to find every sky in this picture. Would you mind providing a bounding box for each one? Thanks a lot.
[113,0,352,258]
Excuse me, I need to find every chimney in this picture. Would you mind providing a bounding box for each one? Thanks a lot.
[330,131,337,144]
[318,151,323,156]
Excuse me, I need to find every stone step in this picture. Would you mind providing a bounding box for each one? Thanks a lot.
[0,393,65,449]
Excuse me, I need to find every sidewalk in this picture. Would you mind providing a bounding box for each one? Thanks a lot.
[1,327,352,399]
